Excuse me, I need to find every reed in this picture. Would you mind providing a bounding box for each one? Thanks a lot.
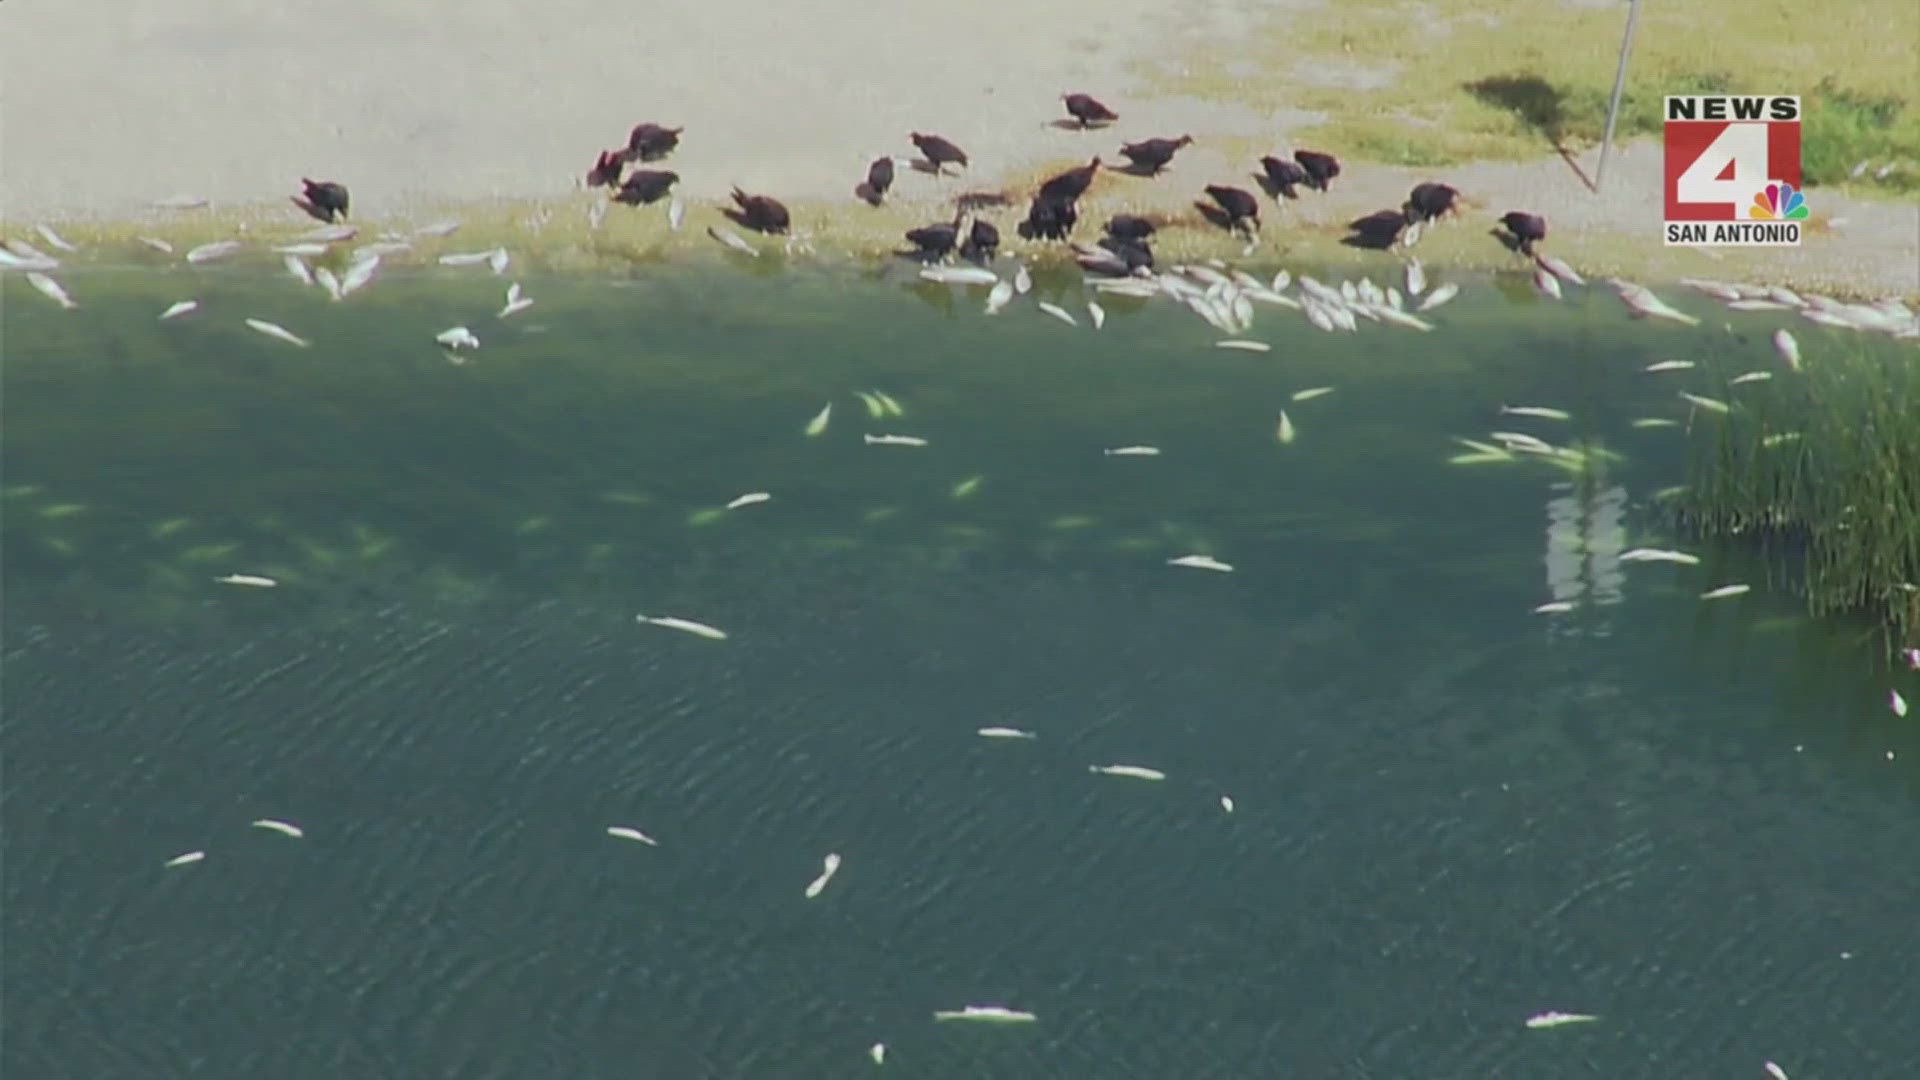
[1670,331,1920,641]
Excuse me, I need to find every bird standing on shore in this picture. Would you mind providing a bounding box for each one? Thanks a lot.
[627,123,683,163]
[1119,136,1193,175]
[1345,209,1411,249]
[615,170,679,206]
[1499,211,1547,255]
[1405,182,1461,223]
[1293,150,1341,192]
[864,157,895,205]
[730,188,790,234]
[912,133,969,175]
[960,218,1000,264]
[1062,93,1118,128]
[1259,156,1310,199]
[1038,157,1102,203]
[296,179,350,222]
[904,217,961,261]
[1203,184,1260,236]
[1017,192,1078,241]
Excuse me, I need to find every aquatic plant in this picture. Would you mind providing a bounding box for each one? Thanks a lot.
[1671,332,1920,641]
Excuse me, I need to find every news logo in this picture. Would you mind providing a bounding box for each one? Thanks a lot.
[1663,95,1805,246]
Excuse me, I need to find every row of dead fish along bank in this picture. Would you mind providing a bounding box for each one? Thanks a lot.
[1659,294,1920,646]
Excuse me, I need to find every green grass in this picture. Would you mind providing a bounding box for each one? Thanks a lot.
[1670,330,1920,642]
[1148,0,1919,192]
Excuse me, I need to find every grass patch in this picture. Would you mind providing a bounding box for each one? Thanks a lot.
[1149,0,1918,192]
[1670,330,1920,643]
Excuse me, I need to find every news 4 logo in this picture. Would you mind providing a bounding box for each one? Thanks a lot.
[1664,95,1806,246]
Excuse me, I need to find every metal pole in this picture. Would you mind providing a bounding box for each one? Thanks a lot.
[1595,0,1643,192]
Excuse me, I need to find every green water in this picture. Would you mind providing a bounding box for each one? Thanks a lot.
[4,262,1917,1078]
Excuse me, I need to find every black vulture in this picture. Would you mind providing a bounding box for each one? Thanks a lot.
[1104,214,1156,240]
[904,220,960,261]
[1259,156,1309,198]
[586,151,626,189]
[1405,182,1461,223]
[730,188,790,234]
[1062,93,1118,128]
[1293,149,1341,192]
[298,178,349,222]
[614,170,678,206]
[1119,135,1193,174]
[1038,157,1102,202]
[866,157,895,203]
[960,218,1000,264]
[1499,211,1547,255]
[1203,184,1260,234]
[1017,192,1078,241]
[627,123,682,163]
[911,132,969,174]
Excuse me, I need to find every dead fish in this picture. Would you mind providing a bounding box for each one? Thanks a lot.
[805,853,843,899]
[950,475,983,498]
[215,573,279,587]
[1534,253,1585,286]
[1404,259,1427,297]
[707,226,759,256]
[1533,266,1563,300]
[1619,548,1700,565]
[607,826,659,845]
[1090,763,1166,781]
[415,220,461,238]
[1215,339,1269,352]
[726,492,771,510]
[1416,282,1460,311]
[1772,329,1801,371]
[1500,405,1571,421]
[1727,299,1792,311]
[1534,601,1576,614]
[1037,301,1079,326]
[244,318,310,347]
[977,727,1037,739]
[298,224,357,243]
[1525,1012,1598,1030]
[251,819,304,838]
[140,237,175,254]
[636,614,728,640]
[1632,418,1680,428]
[337,255,379,297]
[1644,359,1694,372]
[1167,554,1232,572]
[26,272,76,309]
[1701,583,1751,600]
[1104,445,1160,456]
[314,266,343,301]
[35,225,78,252]
[805,402,833,436]
[0,243,57,269]
[1729,371,1773,385]
[159,300,199,320]
[273,243,329,256]
[1220,795,1235,813]
[1613,280,1700,325]
[855,391,886,418]
[1014,265,1032,294]
[870,1043,886,1065]
[435,326,480,350]
[499,295,534,319]
[1375,305,1436,332]
[186,240,242,264]
[864,434,927,447]
[1680,392,1731,414]
[1489,431,1553,453]
[487,248,509,275]
[164,850,206,868]
[872,390,905,417]
[1276,410,1296,445]
[1291,387,1335,402]
[667,197,686,231]
[438,250,494,267]
[1765,1063,1789,1080]
[282,254,314,286]
[1891,689,1908,718]
[984,279,1015,314]
[934,1006,1036,1023]
[921,265,997,286]
[1087,301,1106,329]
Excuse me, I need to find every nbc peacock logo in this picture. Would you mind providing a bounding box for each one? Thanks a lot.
[1745,181,1809,222]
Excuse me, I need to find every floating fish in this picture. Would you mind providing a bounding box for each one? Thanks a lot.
[921,265,997,286]
[805,853,842,899]
[984,280,1015,315]
[1037,301,1078,326]
[1534,601,1575,614]
[314,266,343,301]
[1701,583,1751,600]
[1644,359,1695,373]
[415,220,461,238]
[159,300,199,320]
[1533,266,1563,300]
[244,319,310,347]
[1014,265,1032,294]
[164,850,206,868]
[1220,795,1235,813]
[950,475,983,499]
[667,197,686,231]
[499,296,534,319]
[1619,548,1700,565]
[215,573,278,587]
[1215,339,1269,352]
[854,390,886,419]
[1726,299,1791,312]
[1090,764,1166,781]
[487,248,509,275]
[438,250,494,267]
[1901,647,1919,671]
[1680,392,1731,414]
[273,243,329,256]
[338,255,379,297]
[1760,432,1801,448]
[251,819,304,838]
[978,726,1037,739]
[1168,554,1232,572]
[1374,306,1435,332]
[1765,1062,1789,1080]
[35,225,78,252]
[1416,282,1460,311]
[1087,300,1106,329]
[637,614,728,640]
[1772,329,1801,371]
[4,238,58,264]
[1291,387,1335,402]
[186,240,242,264]
[1534,253,1586,286]
[26,272,76,309]
[872,390,904,417]
[1501,405,1571,421]
[707,226,759,256]
[607,825,659,845]
[1404,259,1427,297]
[1276,410,1296,445]
[1729,371,1773,385]
[869,1043,885,1065]
[1525,1012,1598,1030]
[864,434,927,447]
[1892,689,1909,718]
[435,326,480,350]
[804,402,833,437]
[726,492,771,510]
[1489,431,1554,453]
[282,254,314,286]
[934,1006,1037,1023]
[1613,280,1700,325]
[140,237,175,254]
[1104,445,1160,457]
[299,224,357,243]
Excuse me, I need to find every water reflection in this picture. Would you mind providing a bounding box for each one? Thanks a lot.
[1543,478,1628,632]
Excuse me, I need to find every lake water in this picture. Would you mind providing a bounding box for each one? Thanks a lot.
[5,260,1917,1078]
